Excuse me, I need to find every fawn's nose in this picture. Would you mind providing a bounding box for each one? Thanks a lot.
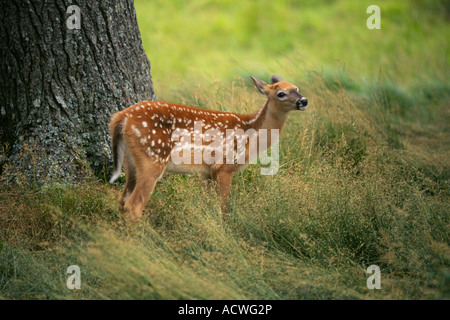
[296,98,308,109]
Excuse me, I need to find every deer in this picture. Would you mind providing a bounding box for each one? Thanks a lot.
[109,75,308,222]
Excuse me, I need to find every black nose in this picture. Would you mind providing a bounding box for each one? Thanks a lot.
[296,98,308,109]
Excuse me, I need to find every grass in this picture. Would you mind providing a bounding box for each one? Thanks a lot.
[0,0,449,299]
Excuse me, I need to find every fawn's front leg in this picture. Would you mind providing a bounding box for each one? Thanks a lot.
[211,166,235,213]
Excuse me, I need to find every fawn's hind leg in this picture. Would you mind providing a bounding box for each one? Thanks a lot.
[118,156,136,212]
[122,161,167,223]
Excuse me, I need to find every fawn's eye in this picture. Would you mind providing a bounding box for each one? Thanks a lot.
[277,92,286,98]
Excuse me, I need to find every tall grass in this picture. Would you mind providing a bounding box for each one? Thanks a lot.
[1,71,448,299]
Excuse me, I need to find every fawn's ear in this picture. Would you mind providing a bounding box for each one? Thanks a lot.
[270,75,284,84]
[250,76,269,95]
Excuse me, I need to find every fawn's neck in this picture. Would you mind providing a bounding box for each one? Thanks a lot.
[247,100,288,132]
[242,101,288,154]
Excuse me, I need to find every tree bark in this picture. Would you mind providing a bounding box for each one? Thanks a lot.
[0,0,156,183]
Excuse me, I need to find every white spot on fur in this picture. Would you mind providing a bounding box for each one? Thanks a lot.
[131,125,141,137]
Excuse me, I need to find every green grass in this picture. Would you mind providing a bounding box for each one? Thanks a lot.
[0,0,449,299]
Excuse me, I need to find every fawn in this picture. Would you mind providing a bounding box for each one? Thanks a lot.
[109,75,308,222]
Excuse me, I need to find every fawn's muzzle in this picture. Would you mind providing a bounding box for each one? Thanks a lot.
[296,98,308,110]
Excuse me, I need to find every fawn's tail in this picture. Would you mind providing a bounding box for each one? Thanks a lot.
[109,112,126,184]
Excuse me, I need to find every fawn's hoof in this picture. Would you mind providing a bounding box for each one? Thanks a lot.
[121,206,142,224]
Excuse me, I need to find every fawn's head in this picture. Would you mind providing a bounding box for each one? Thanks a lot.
[251,75,308,112]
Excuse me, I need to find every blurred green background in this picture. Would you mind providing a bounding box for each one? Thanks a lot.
[135,0,449,94]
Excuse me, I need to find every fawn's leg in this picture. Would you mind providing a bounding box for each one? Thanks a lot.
[118,156,136,212]
[211,166,234,213]
[123,161,167,223]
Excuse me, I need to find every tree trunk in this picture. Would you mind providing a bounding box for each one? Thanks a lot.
[0,0,156,183]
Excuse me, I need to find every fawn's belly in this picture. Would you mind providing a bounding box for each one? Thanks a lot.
[165,161,212,178]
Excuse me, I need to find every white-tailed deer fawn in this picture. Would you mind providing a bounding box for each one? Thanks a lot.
[109,75,308,222]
